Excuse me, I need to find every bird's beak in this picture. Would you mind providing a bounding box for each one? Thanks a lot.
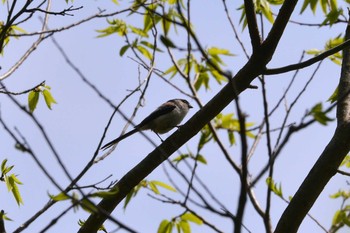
[189,104,193,109]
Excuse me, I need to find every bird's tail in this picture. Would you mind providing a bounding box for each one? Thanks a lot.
[100,128,138,150]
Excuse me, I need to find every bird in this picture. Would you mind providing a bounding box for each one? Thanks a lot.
[101,99,193,150]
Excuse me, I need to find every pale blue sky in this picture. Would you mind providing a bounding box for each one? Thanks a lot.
[1,1,348,232]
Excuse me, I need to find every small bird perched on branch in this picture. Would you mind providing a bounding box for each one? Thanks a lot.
[101,99,193,150]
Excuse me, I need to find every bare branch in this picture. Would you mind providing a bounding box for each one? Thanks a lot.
[25,5,83,16]
[0,80,45,95]
[264,39,350,75]
[337,169,350,176]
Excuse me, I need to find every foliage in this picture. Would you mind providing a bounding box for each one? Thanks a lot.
[308,102,334,125]
[306,34,344,65]
[157,212,203,233]
[124,180,176,209]
[0,159,23,206]
[28,84,57,112]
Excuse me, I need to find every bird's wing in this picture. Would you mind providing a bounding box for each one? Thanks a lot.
[136,104,176,129]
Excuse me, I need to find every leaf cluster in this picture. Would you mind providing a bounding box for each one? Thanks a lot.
[213,113,254,146]
[308,102,334,125]
[1,159,23,206]
[28,84,57,113]
[306,35,344,65]
[124,180,176,209]
[266,177,283,198]
[330,190,350,230]
[157,212,203,233]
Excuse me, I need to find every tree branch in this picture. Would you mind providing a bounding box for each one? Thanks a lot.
[264,39,350,75]
[275,12,350,233]
[260,0,298,62]
[244,0,261,51]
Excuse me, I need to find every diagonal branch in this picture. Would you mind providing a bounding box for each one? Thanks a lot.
[260,0,298,62]
[244,0,261,51]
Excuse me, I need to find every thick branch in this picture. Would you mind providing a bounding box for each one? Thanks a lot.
[260,0,299,62]
[244,0,261,51]
[275,14,350,233]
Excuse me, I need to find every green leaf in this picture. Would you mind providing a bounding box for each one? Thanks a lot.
[136,45,153,60]
[178,220,190,233]
[305,48,321,55]
[158,219,172,233]
[196,154,207,164]
[267,0,284,4]
[80,198,98,213]
[300,0,318,14]
[162,13,172,36]
[320,0,328,13]
[151,180,177,192]
[1,159,7,173]
[309,103,334,125]
[91,188,119,198]
[42,89,57,110]
[340,155,350,168]
[330,190,350,199]
[129,25,149,37]
[332,209,345,225]
[321,8,342,26]
[140,41,163,52]
[10,174,23,185]
[259,0,275,23]
[163,65,178,78]
[198,126,212,151]
[148,181,160,194]
[194,71,210,91]
[8,174,23,205]
[97,19,127,37]
[10,25,26,34]
[207,47,234,56]
[143,6,161,33]
[327,87,338,103]
[2,165,13,176]
[50,192,70,201]
[266,177,283,198]
[210,69,227,84]
[124,190,133,209]
[172,154,189,163]
[28,90,40,113]
[144,12,153,33]
[0,210,12,221]
[124,184,142,209]
[119,45,130,56]
[181,212,203,225]
[228,131,235,145]
[160,35,176,48]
